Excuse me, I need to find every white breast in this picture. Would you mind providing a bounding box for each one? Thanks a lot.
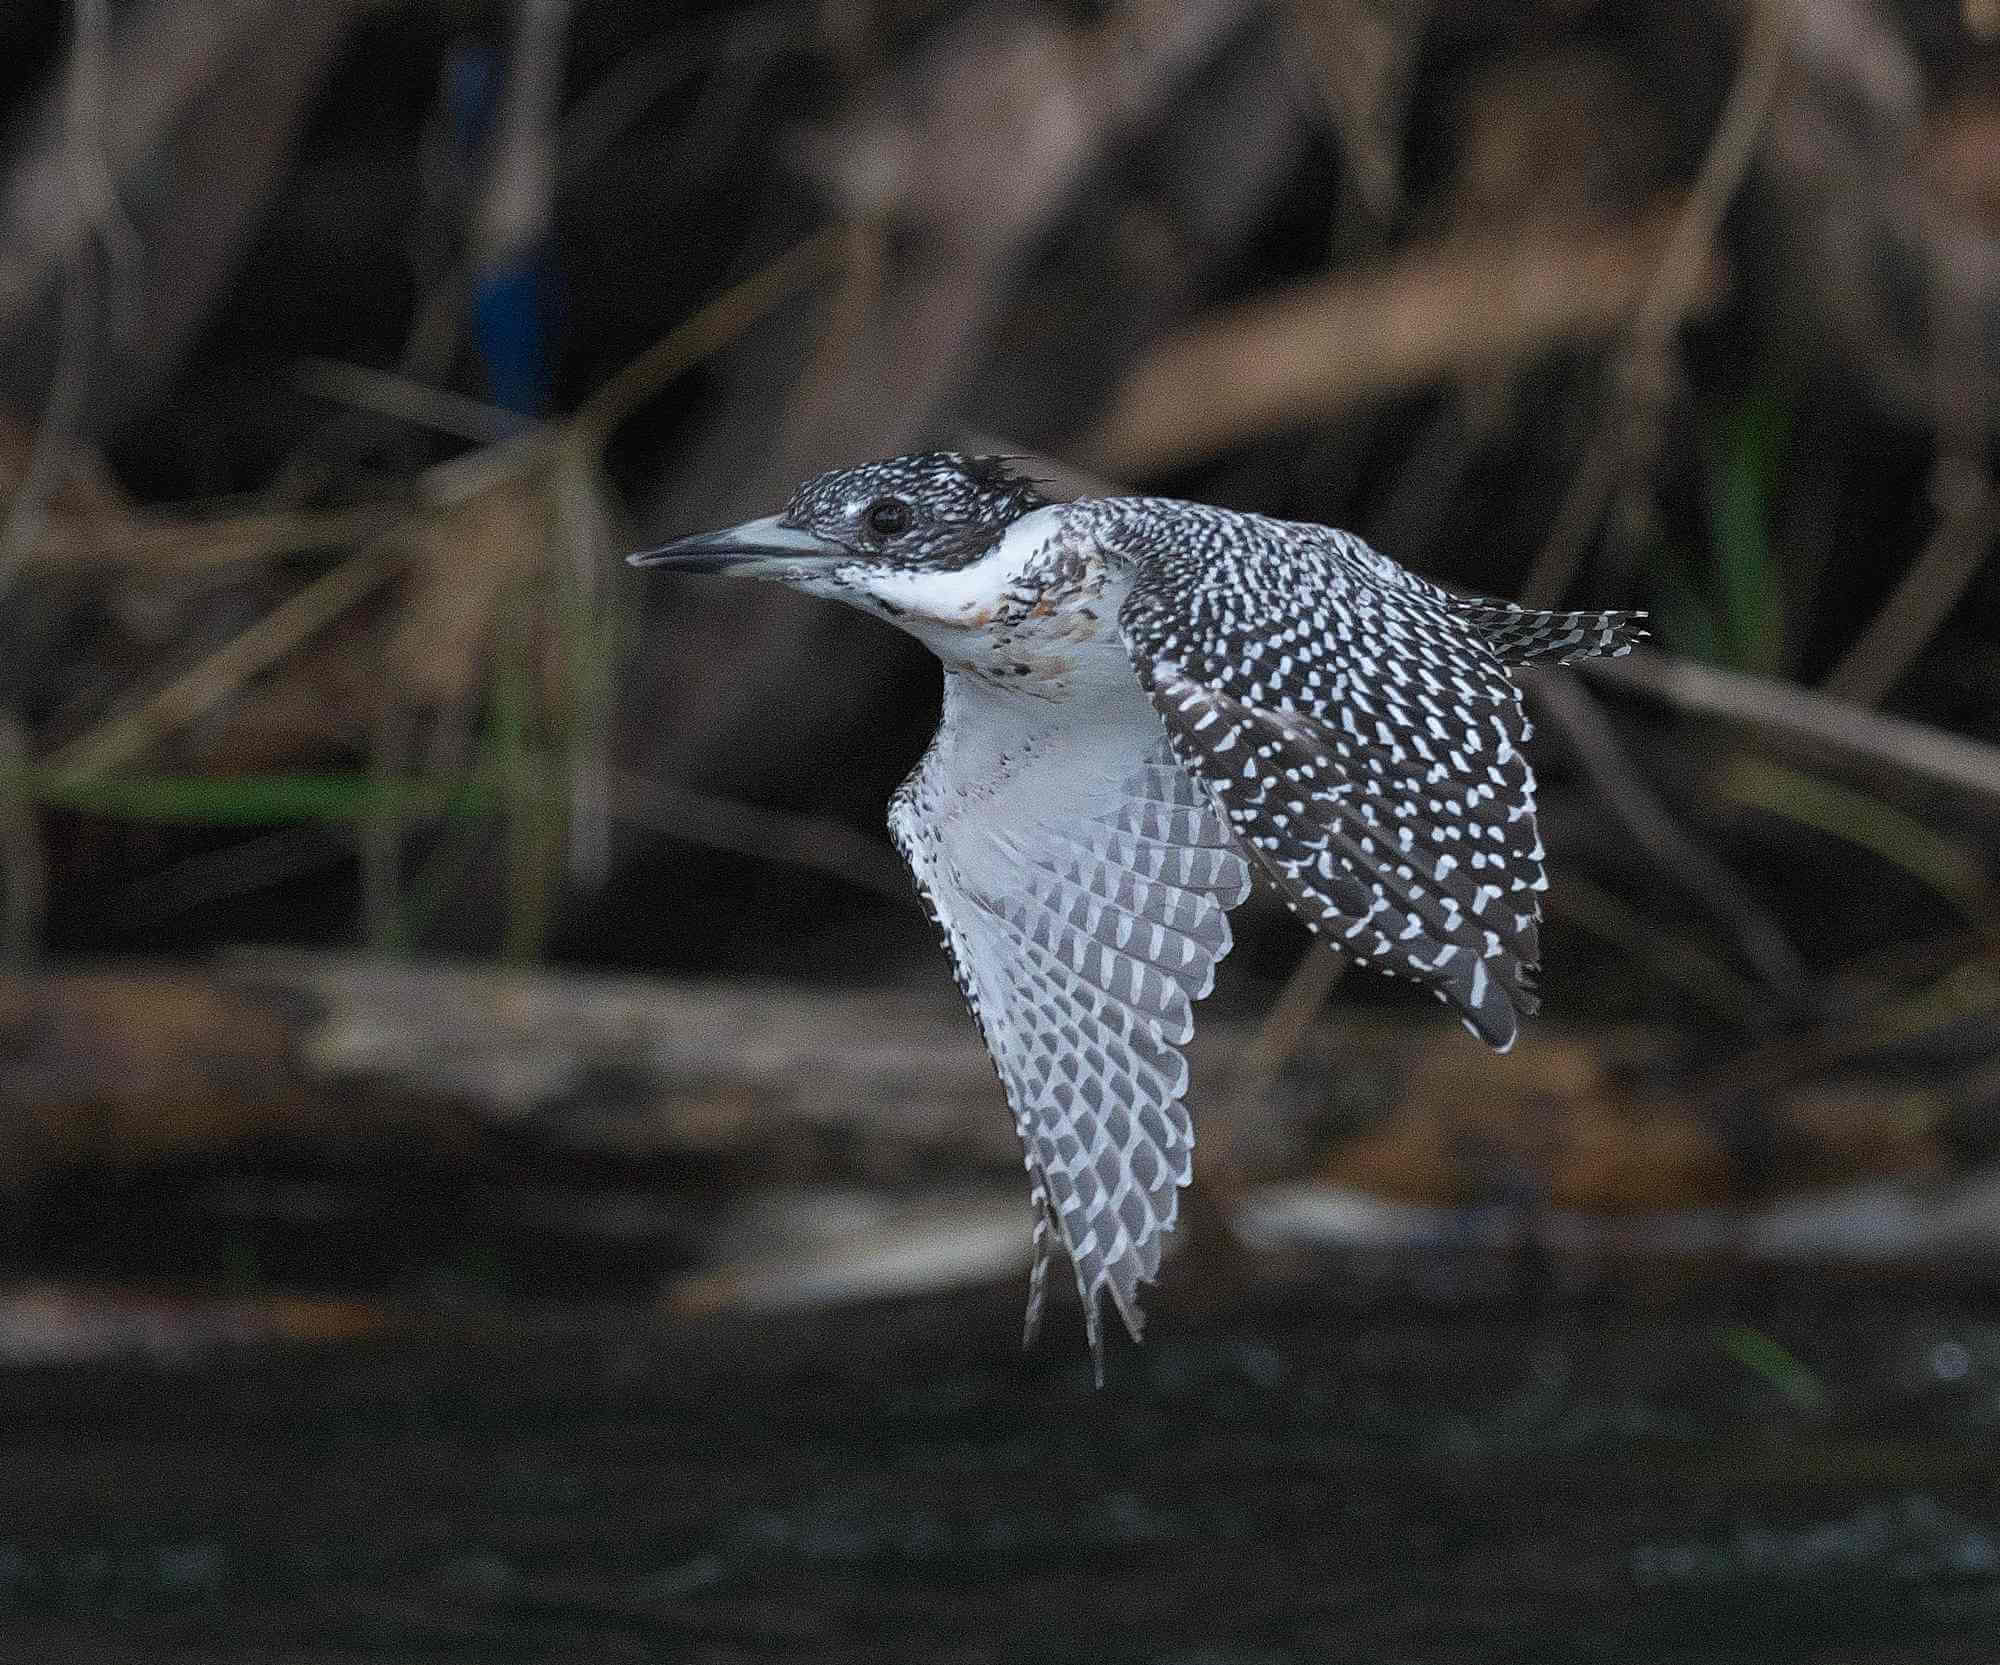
[917,665,1165,897]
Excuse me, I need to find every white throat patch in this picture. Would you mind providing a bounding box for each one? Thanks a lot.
[855,504,1066,631]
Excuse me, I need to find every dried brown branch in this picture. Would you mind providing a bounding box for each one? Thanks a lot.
[668,1188,1036,1320]
[474,0,571,277]
[774,0,1258,474]
[608,769,910,902]
[1815,57,2000,708]
[0,0,217,329]
[8,947,1986,1273]
[1079,200,1721,478]
[291,358,524,446]
[1520,0,1791,608]
[1583,647,2000,808]
[1284,0,1437,219]
[0,953,1603,1190]
[0,0,125,598]
[1766,0,2000,434]
[19,503,400,575]
[809,0,1256,265]
[26,213,842,783]
[1529,676,1808,1001]
[1822,455,2000,707]
[0,0,372,438]
[1543,871,1762,1024]
[43,540,408,782]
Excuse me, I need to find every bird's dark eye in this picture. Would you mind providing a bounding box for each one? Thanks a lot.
[865,497,912,538]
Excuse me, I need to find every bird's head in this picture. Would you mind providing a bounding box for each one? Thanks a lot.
[629,453,1056,626]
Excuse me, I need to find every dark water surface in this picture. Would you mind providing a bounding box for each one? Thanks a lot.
[4,1269,2000,1662]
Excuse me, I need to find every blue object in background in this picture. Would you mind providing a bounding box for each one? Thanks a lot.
[444,40,497,155]
[474,257,556,420]
[447,37,560,420]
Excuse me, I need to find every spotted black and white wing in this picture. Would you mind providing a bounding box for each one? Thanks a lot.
[1109,502,1635,1050]
[890,738,1251,1380]
[1447,598,1643,667]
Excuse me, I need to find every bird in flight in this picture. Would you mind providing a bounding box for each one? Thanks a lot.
[633,453,1641,1380]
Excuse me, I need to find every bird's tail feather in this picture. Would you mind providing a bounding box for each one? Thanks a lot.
[1456,601,1647,666]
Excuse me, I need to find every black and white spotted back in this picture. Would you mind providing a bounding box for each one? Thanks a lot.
[1094,499,1641,1050]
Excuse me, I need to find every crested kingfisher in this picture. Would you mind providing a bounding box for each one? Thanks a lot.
[633,453,1641,1379]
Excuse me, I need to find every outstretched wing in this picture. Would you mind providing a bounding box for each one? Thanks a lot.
[890,737,1250,1380]
[1112,504,1566,1051]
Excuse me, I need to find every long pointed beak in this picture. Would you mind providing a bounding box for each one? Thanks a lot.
[626,513,847,574]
